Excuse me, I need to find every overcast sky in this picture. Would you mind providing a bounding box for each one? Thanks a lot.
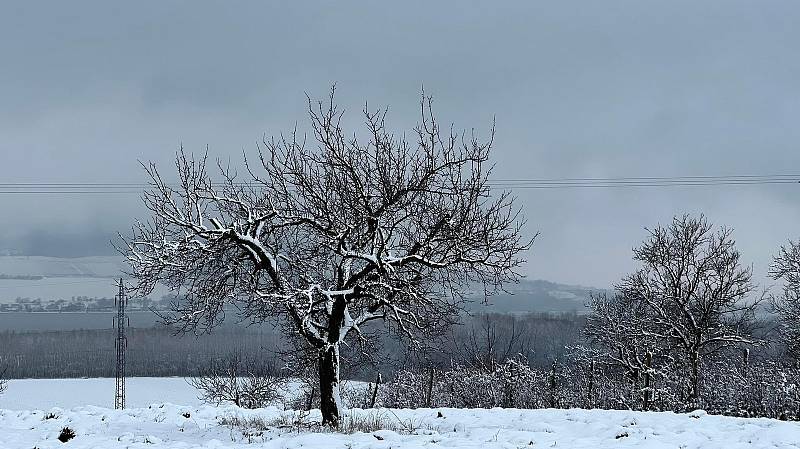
[1,1,798,288]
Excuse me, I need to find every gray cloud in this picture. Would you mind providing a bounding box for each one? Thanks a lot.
[1,1,799,287]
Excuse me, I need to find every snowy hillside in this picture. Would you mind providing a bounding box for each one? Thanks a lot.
[2,404,797,449]
[467,279,604,313]
[0,256,125,278]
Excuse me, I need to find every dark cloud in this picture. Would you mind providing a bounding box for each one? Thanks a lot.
[1,1,799,286]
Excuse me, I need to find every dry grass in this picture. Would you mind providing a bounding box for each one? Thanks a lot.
[219,409,431,436]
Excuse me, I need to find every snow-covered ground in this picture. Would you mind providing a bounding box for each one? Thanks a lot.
[2,404,798,449]
[0,378,798,448]
[0,377,203,410]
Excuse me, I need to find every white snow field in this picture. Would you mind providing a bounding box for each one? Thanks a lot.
[0,378,798,448]
[0,378,203,410]
[2,405,799,449]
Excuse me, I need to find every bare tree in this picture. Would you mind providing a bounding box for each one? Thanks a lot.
[455,313,532,372]
[770,239,800,358]
[189,353,286,409]
[122,88,532,425]
[615,215,762,405]
[584,292,661,383]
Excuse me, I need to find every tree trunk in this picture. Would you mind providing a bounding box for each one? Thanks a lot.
[587,360,595,409]
[643,351,652,411]
[548,361,558,408]
[318,344,341,427]
[425,368,435,407]
[369,373,382,409]
[689,350,700,407]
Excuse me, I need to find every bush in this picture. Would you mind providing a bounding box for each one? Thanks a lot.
[57,426,76,443]
[188,353,287,409]
[221,410,424,435]
[381,360,551,409]
[379,356,800,420]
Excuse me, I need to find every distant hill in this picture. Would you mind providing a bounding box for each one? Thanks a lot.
[0,256,606,313]
[466,279,608,314]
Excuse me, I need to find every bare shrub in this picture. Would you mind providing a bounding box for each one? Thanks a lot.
[220,410,425,436]
[57,426,76,443]
[188,352,286,409]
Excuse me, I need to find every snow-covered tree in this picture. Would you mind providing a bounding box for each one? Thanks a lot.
[615,215,762,406]
[584,292,660,383]
[121,88,531,425]
[770,239,800,358]
[584,292,668,409]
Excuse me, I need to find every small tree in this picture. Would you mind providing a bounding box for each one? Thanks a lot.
[122,88,531,425]
[455,314,531,372]
[585,292,660,383]
[770,239,800,358]
[615,215,762,406]
[189,353,286,409]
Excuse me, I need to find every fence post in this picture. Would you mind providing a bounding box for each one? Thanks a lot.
[306,386,316,411]
[425,368,435,407]
[369,372,382,408]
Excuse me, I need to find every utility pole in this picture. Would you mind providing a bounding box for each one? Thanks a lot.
[114,279,128,409]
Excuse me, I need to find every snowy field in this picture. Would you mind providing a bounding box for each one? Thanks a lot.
[0,377,203,410]
[2,404,799,449]
[0,378,798,448]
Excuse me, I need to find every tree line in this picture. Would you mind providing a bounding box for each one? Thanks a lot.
[0,312,584,379]
[0,326,280,378]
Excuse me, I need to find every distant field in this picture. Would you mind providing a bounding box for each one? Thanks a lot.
[0,277,171,304]
[0,256,171,303]
[0,277,120,302]
[0,377,202,409]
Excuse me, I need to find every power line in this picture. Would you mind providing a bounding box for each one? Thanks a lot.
[2,174,799,186]
[0,174,797,194]
[489,174,800,188]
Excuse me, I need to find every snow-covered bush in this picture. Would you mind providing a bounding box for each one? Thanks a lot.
[380,355,800,420]
[701,360,800,420]
[378,370,431,409]
[188,353,287,409]
[381,360,550,409]
[339,380,374,409]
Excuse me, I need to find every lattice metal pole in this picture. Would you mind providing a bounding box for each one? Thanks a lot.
[114,278,128,409]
